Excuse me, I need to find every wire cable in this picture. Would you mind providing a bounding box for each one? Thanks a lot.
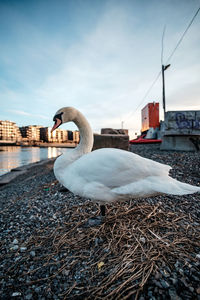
[126,71,161,120]
[166,6,200,63]
[125,6,200,122]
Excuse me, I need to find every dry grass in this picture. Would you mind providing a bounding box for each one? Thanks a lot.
[15,198,200,299]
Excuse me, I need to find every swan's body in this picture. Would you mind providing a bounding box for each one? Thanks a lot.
[52,107,200,204]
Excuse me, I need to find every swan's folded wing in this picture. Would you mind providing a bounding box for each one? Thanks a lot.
[112,176,200,197]
[72,148,172,188]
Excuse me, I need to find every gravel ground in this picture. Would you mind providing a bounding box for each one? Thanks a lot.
[0,145,200,299]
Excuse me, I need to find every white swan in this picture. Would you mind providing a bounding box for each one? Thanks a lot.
[52,107,200,213]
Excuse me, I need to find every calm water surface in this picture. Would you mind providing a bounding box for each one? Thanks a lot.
[0,146,68,176]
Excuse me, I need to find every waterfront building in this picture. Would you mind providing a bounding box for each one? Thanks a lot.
[20,125,41,142]
[40,127,58,142]
[0,120,22,143]
[40,127,67,143]
[73,131,80,143]
[0,121,80,144]
[40,127,80,143]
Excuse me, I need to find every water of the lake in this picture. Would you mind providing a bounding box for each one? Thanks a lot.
[0,146,68,176]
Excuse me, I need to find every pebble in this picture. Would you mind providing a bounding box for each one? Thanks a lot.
[160,279,170,289]
[155,272,161,280]
[168,288,181,300]
[20,247,27,252]
[88,217,102,226]
[13,238,18,244]
[189,286,194,293]
[34,287,41,293]
[139,237,146,244]
[196,254,200,260]
[12,245,19,251]
[30,251,36,257]
[12,292,22,297]
[62,269,70,276]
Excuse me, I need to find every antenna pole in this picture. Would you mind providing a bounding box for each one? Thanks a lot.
[162,64,170,118]
[162,65,166,117]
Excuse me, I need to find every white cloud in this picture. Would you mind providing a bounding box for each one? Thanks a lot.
[36,5,161,134]
[8,109,31,116]
[7,109,48,120]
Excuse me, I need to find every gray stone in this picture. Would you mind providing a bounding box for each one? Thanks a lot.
[20,247,27,252]
[12,292,22,297]
[196,254,200,260]
[34,287,41,293]
[13,239,18,244]
[160,280,170,289]
[139,237,146,244]
[30,251,36,257]
[168,288,181,300]
[12,245,19,251]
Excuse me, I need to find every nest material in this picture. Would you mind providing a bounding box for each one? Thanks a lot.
[12,198,199,300]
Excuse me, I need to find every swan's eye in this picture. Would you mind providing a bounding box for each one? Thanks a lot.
[53,112,63,122]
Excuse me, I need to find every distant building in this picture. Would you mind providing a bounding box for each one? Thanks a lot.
[141,102,159,133]
[20,125,41,142]
[40,127,65,143]
[0,120,22,142]
[73,131,80,143]
[40,127,80,143]
[40,127,51,142]
[0,120,80,144]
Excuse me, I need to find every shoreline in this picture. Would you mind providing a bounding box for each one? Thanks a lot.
[0,142,77,148]
[0,158,55,186]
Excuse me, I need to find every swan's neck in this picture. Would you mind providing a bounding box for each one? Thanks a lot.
[54,111,93,181]
[73,110,94,154]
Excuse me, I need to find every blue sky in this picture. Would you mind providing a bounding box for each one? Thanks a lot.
[0,0,200,137]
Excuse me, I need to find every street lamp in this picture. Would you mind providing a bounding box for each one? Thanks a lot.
[162,64,170,117]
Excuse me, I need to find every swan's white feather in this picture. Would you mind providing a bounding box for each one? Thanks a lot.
[53,107,200,203]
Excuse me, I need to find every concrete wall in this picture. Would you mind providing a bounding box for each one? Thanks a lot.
[93,134,129,151]
[161,111,200,151]
[164,111,200,135]
[161,135,200,151]
[101,128,129,135]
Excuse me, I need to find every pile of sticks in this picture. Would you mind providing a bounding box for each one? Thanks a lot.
[25,199,199,299]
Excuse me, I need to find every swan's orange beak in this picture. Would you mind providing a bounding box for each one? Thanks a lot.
[51,118,62,133]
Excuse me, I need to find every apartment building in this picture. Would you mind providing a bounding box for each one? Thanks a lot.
[40,127,68,143]
[0,120,80,144]
[20,125,41,142]
[73,131,80,143]
[40,127,80,143]
[0,120,22,142]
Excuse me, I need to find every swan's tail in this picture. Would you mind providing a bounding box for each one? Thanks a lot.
[112,176,200,198]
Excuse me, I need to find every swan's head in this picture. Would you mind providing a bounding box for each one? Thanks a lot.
[51,107,77,132]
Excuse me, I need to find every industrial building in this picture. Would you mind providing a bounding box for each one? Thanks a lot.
[141,102,160,133]
[130,101,200,151]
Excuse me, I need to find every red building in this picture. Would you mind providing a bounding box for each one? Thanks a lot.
[141,102,159,133]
